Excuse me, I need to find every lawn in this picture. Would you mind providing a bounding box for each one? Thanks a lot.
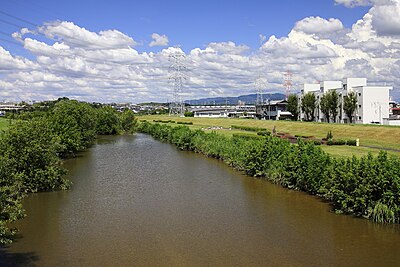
[140,115,400,158]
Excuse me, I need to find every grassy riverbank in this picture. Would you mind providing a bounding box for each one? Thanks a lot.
[140,115,400,158]
[137,121,400,224]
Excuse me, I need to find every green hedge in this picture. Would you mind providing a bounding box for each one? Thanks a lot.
[137,121,400,224]
[231,125,267,132]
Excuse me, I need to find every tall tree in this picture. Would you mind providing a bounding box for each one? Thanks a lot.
[287,94,299,121]
[343,91,358,123]
[329,90,340,123]
[320,94,330,123]
[301,92,316,121]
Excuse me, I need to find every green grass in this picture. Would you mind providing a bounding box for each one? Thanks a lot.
[0,118,10,131]
[140,115,400,158]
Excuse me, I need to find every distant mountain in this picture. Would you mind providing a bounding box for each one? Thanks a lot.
[184,93,286,105]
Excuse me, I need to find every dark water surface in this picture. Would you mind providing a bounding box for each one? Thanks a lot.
[1,134,400,266]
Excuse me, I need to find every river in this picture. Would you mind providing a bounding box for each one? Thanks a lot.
[1,134,400,266]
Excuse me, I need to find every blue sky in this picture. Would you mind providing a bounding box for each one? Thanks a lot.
[1,0,369,54]
[0,0,399,103]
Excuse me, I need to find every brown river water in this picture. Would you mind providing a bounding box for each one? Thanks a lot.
[1,134,400,266]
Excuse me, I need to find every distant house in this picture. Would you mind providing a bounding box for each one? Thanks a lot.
[256,100,292,120]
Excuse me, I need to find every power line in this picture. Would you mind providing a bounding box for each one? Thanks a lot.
[0,17,25,28]
[0,10,37,27]
[0,37,21,46]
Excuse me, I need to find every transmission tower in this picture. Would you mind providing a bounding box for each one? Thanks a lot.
[284,70,293,100]
[168,50,187,116]
[255,74,267,105]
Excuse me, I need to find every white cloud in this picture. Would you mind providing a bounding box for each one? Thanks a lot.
[149,33,169,47]
[334,0,374,7]
[38,21,137,49]
[369,1,400,36]
[1,7,400,103]
[294,17,344,34]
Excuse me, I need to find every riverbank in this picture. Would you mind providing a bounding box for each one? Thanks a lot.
[140,115,400,158]
[137,121,400,224]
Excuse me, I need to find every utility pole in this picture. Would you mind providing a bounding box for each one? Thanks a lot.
[168,49,187,117]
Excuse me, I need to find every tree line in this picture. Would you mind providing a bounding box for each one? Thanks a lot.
[287,91,358,123]
[137,121,400,224]
[0,99,136,244]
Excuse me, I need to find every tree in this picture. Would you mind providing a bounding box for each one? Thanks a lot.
[287,94,299,121]
[119,109,137,132]
[320,94,331,123]
[49,100,97,157]
[329,90,339,123]
[301,92,316,121]
[343,91,358,123]
[95,106,121,135]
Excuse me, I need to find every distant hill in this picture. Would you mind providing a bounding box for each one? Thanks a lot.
[185,93,286,105]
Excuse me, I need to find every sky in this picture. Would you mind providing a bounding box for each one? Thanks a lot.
[0,0,399,103]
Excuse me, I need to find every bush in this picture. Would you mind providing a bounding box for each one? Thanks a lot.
[346,139,357,146]
[177,121,193,125]
[257,130,271,136]
[334,139,346,145]
[231,125,267,132]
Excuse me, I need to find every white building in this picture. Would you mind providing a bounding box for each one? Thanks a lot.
[300,78,392,124]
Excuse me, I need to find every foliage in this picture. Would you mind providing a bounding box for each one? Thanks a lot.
[137,121,400,224]
[329,90,340,123]
[257,130,271,136]
[231,125,267,132]
[301,92,316,121]
[184,111,194,117]
[346,139,357,146]
[320,94,331,123]
[95,106,121,135]
[343,91,358,123]
[119,109,137,132]
[176,121,193,125]
[50,100,97,157]
[287,94,299,121]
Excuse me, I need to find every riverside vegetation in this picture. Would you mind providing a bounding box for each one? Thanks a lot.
[0,99,136,244]
[137,121,400,224]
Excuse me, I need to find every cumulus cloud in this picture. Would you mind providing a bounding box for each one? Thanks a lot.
[294,17,344,34]
[1,2,400,103]
[149,33,169,47]
[334,0,374,7]
[38,21,137,49]
[369,1,400,36]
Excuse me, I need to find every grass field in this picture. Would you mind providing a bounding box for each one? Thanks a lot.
[0,117,9,131]
[140,115,400,158]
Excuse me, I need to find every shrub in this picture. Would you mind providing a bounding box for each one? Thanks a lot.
[231,125,266,132]
[346,139,357,146]
[177,121,193,125]
[334,139,346,145]
[257,130,271,136]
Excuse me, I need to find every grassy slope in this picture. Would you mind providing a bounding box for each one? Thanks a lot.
[141,115,400,158]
